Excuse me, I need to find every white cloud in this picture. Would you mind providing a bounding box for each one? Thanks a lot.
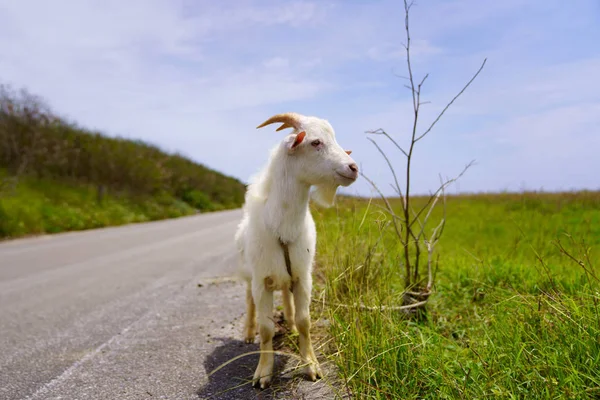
[0,0,597,197]
[263,57,290,69]
[477,103,600,157]
[445,57,600,119]
[0,0,330,126]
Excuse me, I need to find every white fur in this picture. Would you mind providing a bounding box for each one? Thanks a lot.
[234,112,358,388]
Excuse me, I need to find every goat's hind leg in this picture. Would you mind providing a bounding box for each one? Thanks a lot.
[243,281,257,343]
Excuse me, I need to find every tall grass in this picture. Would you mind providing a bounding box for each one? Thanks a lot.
[313,192,600,399]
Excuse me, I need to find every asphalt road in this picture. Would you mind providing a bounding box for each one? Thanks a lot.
[0,210,338,400]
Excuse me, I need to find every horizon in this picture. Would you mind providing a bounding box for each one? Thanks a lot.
[1,0,598,197]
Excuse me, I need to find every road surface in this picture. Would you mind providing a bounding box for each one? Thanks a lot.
[0,210,338,400]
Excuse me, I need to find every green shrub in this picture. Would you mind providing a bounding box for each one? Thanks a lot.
[0,174,197,239]
[180,189,215,211]
[0,83,246,217]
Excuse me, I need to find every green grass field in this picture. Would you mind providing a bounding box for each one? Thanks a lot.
[0,171,199,238]
[312,191,600,399]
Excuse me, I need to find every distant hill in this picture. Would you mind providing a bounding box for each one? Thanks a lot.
[0,84,246,238]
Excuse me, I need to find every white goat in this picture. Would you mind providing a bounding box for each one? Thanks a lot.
[234,112,358,389]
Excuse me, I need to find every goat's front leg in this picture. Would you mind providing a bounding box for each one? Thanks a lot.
[282,287,297,333]
[293,279,322,381]
[252,281,275,389]
[244,281,257,343]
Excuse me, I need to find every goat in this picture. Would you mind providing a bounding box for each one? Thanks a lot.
[234,112,358,389]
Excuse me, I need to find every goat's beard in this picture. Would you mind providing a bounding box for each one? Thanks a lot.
[311,184,339,208]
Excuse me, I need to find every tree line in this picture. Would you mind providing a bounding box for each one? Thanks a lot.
[0,84,246,211]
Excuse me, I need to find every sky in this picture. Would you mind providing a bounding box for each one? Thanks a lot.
[0,0,599,197]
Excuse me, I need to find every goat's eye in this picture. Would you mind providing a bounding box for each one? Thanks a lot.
[311,140,321,147]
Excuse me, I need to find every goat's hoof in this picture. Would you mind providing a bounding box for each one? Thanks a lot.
[288,324,298,334]
[305,363,323,381]
[253,363,273,389]
[244,328,256,343]
[252,375,272,389]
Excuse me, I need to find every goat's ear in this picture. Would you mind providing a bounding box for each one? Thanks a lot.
[288,131,306,153]
[345,150,352,155]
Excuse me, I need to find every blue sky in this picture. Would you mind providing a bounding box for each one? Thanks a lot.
[0,0,598,197]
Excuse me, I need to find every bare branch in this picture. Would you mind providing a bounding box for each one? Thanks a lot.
[416,194,441,241]
[366,128,408,157]
[418,73,429,89]
[362,171,412,285]
[367,137,405,210]
[416,174,450,242]
[400,0,422,286]
[400,203,423,283]
[360,172,404,244]
[410,205,425,234]
[415,58,487,143]
[315,299,428,312]
[392,71,410,80]
[425,239,436,292]
[434,174,449,239]
[411,160,473,284]
[403,0,417,113]
[358,0,481,303]
[410,160,475,231]
[424,175,448,292]
[431,179,448,243]
[410,162,473,282]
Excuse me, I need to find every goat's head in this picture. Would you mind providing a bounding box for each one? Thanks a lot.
[257,112,359,206]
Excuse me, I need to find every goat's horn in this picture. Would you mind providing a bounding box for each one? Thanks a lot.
[256,112,303,131]
[275,122,293,131]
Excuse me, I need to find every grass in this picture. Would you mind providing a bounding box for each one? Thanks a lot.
[312,191,600,399]
[0,170,198,239]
